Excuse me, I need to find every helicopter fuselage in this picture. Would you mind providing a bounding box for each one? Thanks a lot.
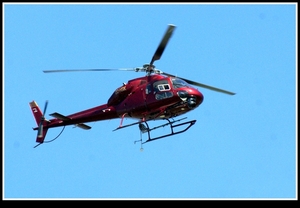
[34,74,203,132]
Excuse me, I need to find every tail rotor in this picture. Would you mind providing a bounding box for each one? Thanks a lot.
[29,100,50,147]
[37,100,48,138]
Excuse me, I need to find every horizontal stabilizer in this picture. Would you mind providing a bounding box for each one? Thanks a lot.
[76,123,92,130]
[50,112,71,121]
[50,112,91,130]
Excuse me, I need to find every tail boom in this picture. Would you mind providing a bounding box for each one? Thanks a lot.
[29,101,119,145]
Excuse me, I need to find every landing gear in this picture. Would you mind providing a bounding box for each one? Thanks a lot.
[134,117,196,149]
[114,117,196,150]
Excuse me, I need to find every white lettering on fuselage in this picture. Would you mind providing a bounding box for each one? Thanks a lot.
[102,108,111,112]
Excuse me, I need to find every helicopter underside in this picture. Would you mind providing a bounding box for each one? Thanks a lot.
[120,98,196,121]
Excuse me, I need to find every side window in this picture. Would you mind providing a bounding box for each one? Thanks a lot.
[153,80,171,93]
[153,80,173,100]
[155,91,173,100]
[157,84,170,91]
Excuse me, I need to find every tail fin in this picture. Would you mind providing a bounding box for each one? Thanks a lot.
[29,101,43,126]
[29,101,49,144]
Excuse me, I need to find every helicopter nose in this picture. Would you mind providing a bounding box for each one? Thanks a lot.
[186,88,204,109]
[177,88,204,108]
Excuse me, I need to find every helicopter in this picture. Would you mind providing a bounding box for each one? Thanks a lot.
[29,24,235,148]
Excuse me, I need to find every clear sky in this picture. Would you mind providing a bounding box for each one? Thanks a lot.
[3,3,297,200]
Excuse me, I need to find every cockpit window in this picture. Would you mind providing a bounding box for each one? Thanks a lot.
[171,78,190,89]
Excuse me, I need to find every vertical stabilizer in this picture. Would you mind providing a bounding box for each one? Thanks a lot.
[29,100,49,144]
[29,101,43,125]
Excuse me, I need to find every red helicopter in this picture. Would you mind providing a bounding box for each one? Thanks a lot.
[29,24,235,148]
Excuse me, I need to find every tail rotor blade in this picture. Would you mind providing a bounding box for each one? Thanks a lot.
[43,100,48,115]
[37,123,43,138]
[37,100,48,138]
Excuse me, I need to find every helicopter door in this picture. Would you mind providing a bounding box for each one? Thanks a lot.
[144,83,153,108]
[145,80,174,109]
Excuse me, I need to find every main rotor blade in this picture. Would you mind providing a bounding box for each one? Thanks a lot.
[43,68,137,73]
[162,72,236,95]
[149,24,176,66]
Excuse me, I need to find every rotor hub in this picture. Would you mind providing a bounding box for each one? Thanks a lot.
[143,64,156,75]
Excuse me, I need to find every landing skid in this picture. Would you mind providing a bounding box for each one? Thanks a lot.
[113,117,196,150]
[137,117,196,144]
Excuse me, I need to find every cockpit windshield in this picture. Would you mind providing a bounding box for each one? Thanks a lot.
[171,78,190,89]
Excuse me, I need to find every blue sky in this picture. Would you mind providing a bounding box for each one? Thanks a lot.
[3,3,297,200]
